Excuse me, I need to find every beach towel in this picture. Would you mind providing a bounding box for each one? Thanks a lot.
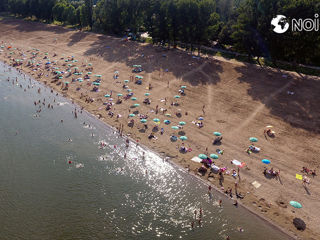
[252,181,261,189]
[296,174,303,180]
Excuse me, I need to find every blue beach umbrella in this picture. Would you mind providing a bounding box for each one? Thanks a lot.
[262,159,271,164]
[290,201,302,208]
[198,154,208,159]
[210,154,219,159]
[164,120,171,124]
[250,137,258,142]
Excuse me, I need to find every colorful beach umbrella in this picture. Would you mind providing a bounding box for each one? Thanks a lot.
[198,154,208,159]
[250,137,258,142]
[290,201,302,209]
[180,136,188,141]
[210,154,219,159]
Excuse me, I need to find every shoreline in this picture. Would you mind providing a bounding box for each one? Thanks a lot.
[1,18,319,239]
[0,60,296,240]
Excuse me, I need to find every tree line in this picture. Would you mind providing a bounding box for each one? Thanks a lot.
[1,0,320,66]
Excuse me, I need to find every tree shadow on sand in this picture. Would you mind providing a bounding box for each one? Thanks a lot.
[234,64,320,133]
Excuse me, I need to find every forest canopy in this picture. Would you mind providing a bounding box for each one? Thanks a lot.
[1,0,320,66]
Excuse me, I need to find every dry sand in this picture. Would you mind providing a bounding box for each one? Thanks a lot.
[1,18,320,239]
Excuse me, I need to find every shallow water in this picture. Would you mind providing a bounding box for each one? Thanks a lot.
[0,62,290,240]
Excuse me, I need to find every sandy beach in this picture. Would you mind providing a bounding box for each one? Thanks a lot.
[1,18,320,239]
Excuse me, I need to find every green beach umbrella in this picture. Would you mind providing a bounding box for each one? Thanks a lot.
[88,63,92,66]
[171,126,179,130]
[174,95,180,99]
[290,201,302,209]
[131,97,137,101]
[133,103,140,107]
[124,80,129,83]
[59,76,63,79]
[93,82,100,86]
[153,118,160,123]
[127,89,132,92]
[104,94,110,98]
[135,75,143,79]
[164,120,171,124]
[179,121,186,126]
[210,154,219,159]
[129,114,135,117]
[95,74,102,77]
[144,93,150,96]
[87,72,92,75]
[181,86,187,89]
[117,93,123,97]
[249,137,258,142]
[180,136,188,141]
[213,132,222,136]
[140,119,147,123]
[198,154,208,159]
[65,81,70,84]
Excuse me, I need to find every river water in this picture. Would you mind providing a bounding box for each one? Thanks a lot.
[0,62,290,240]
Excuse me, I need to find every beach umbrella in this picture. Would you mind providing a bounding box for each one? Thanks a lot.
[262,159,271,164]
[131,97,137,101]
[174,95,180,99]
[135,75,143,79]
[140,119,147,123]
[171,126,179,130]
[179,121,186,126]
[210,154,219,159]
[74,67,78,69]
[46,62,51,65]
[249,137,258,142]
[144,93,150,96]
[290,201,302,209]
[213,132,222,136]
[171,136,178,141]
[95,74,102,77]
[87,72,92,75]
[93,82,100,86]
[164,120,171,124]
[181,86,187,89]
[129,114,135,117]
[127,89,132,92]
[78,79,83,82]
[88,63,92,66]
[104,94,110,98]
[198,154,208,159]
[117,93,123,97]
[59,76,63,79]
[68,64,72,66]
[180,136,188,141]
[133,104,140,107]
[124,80,129,83]
[65,81,70,84]
[198,117,204,120]
[153,118,160,123]
[165,113,171,117]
